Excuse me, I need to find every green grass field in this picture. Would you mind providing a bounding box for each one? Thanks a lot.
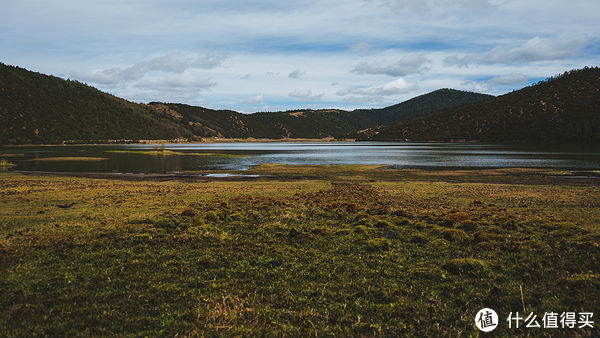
[0,167,598,336]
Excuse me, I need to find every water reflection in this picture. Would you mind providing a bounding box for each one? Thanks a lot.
[1,142,599,173]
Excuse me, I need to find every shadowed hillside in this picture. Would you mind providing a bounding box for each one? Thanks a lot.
[360,67,600,143]
[352,89,494,125]
[153,103,376,139]
[117,90,498,140]
[0,62,518,144]
[0,63,193,144]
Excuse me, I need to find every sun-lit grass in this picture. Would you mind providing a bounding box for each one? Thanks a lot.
[0,167,598,335]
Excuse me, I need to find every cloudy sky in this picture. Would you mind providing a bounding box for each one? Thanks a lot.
[1,0,599,112]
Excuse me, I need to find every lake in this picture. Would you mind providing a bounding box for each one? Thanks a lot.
[2,142,600,173]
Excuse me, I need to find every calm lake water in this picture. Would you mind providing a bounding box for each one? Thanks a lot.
[2,142,600,173]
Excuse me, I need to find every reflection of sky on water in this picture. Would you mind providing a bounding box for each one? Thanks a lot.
[2,142,600,173]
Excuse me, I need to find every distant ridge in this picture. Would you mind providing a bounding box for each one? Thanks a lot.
[352,88,494,125]
[149,88,492,140]
[149,102,376,139]
[6,61,576,145]
[359,67,600,143]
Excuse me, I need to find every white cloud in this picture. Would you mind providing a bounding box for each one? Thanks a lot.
[364,0,497,14]
[337,78,416,103]
[352,55,429,76]
[133,72,216,90]
[80,52,226,85]
[289,89,324,101]
[239,94,266,105]
[460,80,492,94]
[288,69,305,79]
[445,35,591,67]
[459,72,529,94]
[80,65,145,85]
[489,73,528,85]
[350,42,372,53]
[366,0,431,13]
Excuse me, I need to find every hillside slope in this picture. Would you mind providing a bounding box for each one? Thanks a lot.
[353,89,494,125]
[155,103,375,139]
[149,89,496,139]
[0,63,193,144]
[0,62,504,144]
[362,67,600,143]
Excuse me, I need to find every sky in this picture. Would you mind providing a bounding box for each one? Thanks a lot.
[1,0,599,113]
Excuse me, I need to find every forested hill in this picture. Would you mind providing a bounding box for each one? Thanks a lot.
[0,63,193,144]
[352,89,494,125]
[149,103,376,139]
[360,67,600,143]
[0,62,508,144]
[166,89,493,139]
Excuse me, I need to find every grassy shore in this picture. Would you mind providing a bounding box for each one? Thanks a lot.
[0,167,598,335]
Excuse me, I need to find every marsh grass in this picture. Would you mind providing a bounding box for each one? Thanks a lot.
[0,168,598,336]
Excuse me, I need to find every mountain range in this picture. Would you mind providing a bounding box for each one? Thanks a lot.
[1,62,598,144]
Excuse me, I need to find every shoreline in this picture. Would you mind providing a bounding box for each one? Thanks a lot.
[8,166,600,186]
[4,139,598,147]
[0,137,356,147]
